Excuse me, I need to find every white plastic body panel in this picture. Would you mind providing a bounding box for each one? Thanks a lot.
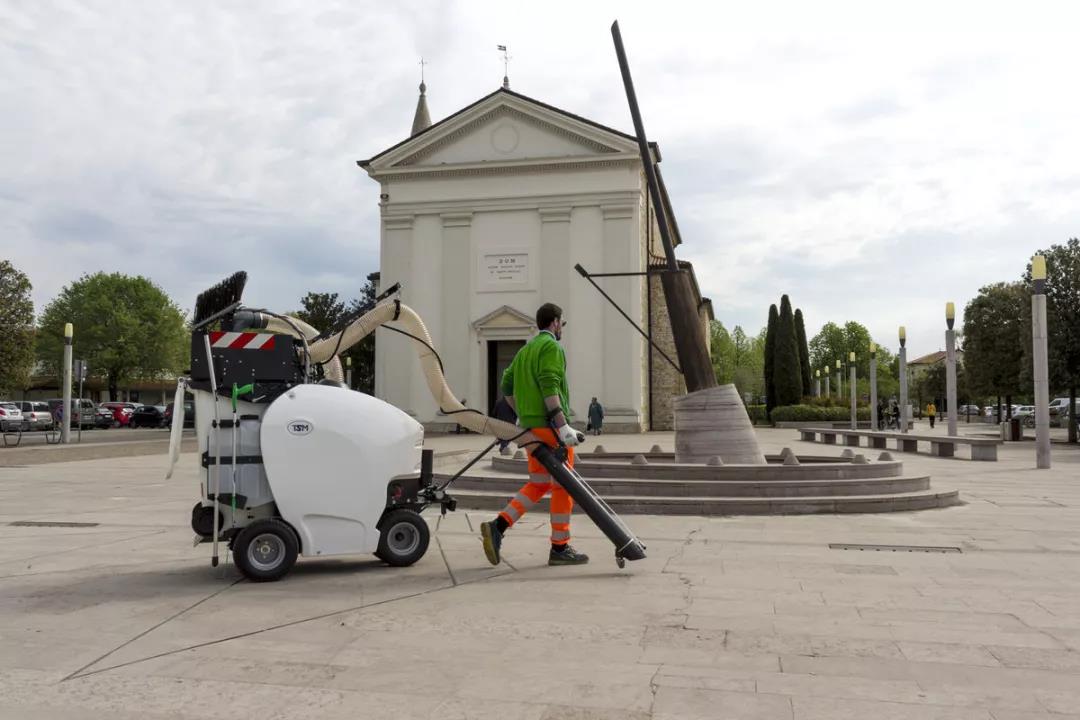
[260,384,424,557]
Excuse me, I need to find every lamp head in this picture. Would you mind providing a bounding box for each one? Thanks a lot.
[816,369,820,377]
[870,341,877,357]
[898,326,906,347]
[835,359,841,369]
[946,301,955,329]
[1032,255,1046,281]
[849,351,856,362]
[346,356,352,367]
[63,323,73,340]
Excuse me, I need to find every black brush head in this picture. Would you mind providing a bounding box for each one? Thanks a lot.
[193,271,248,325]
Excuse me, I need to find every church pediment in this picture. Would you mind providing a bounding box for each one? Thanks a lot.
[362,89,640,174]
[472,305,535,331]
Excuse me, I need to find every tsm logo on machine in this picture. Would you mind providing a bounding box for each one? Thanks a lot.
[287,420,313,436]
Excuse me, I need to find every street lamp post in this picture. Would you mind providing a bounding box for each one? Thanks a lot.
[824,367,830,398]
[869,342,878,431]
[61,323,73,444]
[945,302,958,437]
[899,326,909,433]
[1032,255,1051,469]
[345,355,353,389]
[849,351,857,430]
[814,369,821,398]
[835,359,842,400]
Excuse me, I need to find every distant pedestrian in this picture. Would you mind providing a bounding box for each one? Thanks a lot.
[926,402,937,429]
[588,397,604,436]
[493,396,517,454]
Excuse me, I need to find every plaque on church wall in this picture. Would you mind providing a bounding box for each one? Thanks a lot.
[482,252,529,286]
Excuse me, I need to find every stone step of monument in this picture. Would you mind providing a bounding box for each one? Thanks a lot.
[449,488,961,516]
[489,456,904,481]
[439,472,932,498]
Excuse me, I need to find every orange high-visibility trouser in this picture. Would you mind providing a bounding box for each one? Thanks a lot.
[498,427,574,546]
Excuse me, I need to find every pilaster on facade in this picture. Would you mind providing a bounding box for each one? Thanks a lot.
[440,212,474,228]
[538,206,572,224]
[601,204,635,221]
[383,215,415,231]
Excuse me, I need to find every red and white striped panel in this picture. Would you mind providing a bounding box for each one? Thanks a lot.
[208,332,277,350]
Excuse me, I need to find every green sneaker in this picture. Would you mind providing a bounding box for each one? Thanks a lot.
[548,545,589,566]
[480,520,502,566]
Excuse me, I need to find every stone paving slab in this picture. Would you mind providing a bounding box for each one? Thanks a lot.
[0,428,1078,718]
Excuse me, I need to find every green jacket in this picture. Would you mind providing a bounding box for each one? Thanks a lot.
[501,331,570,429]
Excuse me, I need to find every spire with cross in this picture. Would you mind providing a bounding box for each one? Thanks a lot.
[497,44,511,89]
[411,56,431,136]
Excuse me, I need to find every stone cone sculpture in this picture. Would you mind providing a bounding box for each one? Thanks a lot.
[673,384,767,465]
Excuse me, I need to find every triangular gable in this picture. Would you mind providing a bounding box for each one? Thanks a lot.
[472,305,535,331]
[360,88,640,172]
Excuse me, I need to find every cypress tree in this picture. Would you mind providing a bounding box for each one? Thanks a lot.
[774,295,804,406]
[795,308,812,396]
[764,304,779,417]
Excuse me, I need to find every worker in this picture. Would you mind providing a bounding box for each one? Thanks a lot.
[926,401,937,429]
[480,302,589,567]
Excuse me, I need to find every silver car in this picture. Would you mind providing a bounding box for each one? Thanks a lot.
[0,402,25,432]
[16,401,54,430]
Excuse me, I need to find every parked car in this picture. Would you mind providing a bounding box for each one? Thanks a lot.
[129,404,165,428]
[45,398,99,429]
[164,399,196,428]
[93,405,114,428]
[958,404,980,416]
[0,402,25,432]
[101,401,138,427]
[1049,397,1079,417]
[16,401,54,430]
[1014,405,1034,419]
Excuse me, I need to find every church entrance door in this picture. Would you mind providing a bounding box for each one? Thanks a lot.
[487,340,525,415]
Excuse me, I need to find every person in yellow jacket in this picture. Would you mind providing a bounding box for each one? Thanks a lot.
[926,401,937,429]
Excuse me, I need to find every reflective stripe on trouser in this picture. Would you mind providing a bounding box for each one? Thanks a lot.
[499,427,574,544]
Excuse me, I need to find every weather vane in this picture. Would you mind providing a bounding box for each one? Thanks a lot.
[497,44,511,88]
[419,56,428,84]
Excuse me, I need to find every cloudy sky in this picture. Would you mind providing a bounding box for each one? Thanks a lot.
[3,0,1078,358]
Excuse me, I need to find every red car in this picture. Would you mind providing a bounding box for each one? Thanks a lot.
[101,402,139,427]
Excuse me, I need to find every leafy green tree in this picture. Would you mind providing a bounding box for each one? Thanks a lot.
[711,321,765,399]
[773,295,803,405]
[294,292,346,334]
[37,273,187,399]
[293,274,378,394]
[0,260,35,396]
[962,282,1027,405]
[794,308,811,395]
[709,320,735,385]
[764,304,778,417]
[1025,238,1080,442]
[809,321,846,373]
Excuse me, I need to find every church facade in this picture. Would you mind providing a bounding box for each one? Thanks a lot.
[359,85,711,432]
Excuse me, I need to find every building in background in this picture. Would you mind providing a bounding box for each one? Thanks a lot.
[359,83,710,432]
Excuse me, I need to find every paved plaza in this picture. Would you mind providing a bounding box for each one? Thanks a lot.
[1,426,1079,719]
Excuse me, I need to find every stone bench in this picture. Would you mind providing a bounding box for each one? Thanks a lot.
[798,428,999,461]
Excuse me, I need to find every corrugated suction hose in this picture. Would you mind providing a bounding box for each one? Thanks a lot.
[308,301,537,447]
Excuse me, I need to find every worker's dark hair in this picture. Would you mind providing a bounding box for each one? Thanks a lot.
[536,302,562,330]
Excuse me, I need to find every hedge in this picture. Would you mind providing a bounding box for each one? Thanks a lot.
[770,404,871,423]
[745,404,766,424]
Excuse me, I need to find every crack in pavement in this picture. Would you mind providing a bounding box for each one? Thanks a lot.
[61,567,521,683]
[0,529,167,568]
[61,575,244,682]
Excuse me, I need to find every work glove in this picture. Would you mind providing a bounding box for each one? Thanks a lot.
[558,423,586,448]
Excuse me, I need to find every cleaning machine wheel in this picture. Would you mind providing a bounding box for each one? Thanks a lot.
[191,502,224,538]
[616,555,626,569]
[233,518,299,582]
[375,509,430,567]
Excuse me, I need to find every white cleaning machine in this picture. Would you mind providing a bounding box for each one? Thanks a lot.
[167,271,644,582]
